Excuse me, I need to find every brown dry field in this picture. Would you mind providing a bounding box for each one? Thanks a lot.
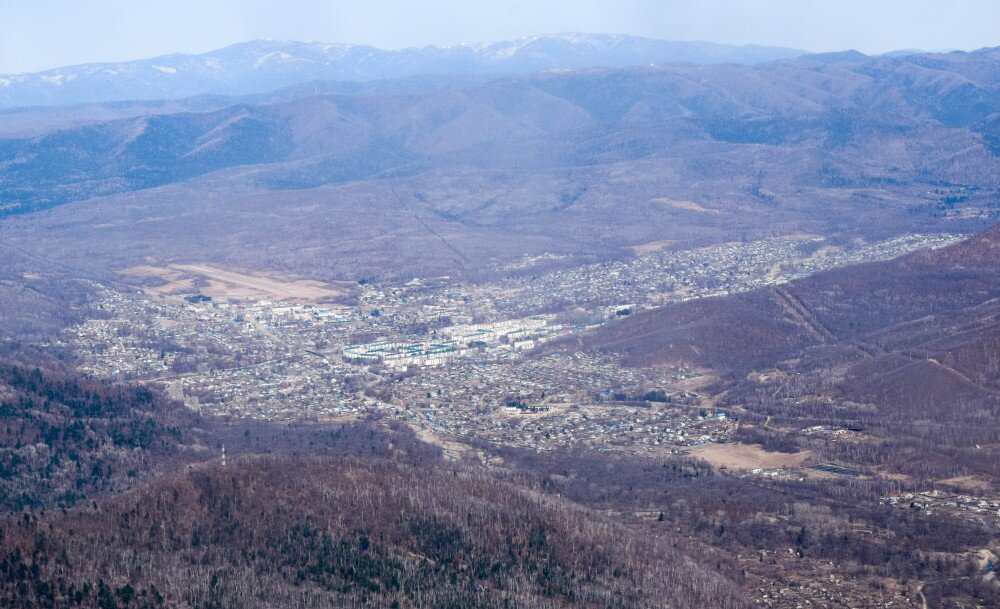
[649,198,718,214]
[670,371,717,393]
[689,442,811,470]
[122,263,348,302]
[629,239,677,255]
[937,475,992,491]
[410,426,477,462]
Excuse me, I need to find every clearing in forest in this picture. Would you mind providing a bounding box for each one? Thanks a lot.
[689,442,810,470]
[122,263,348,302]
[650,198,718,214]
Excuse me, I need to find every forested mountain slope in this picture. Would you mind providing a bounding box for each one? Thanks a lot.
[0,455,748,609]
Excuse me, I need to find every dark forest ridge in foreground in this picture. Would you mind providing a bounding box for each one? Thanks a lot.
[0,452,748,609]
[2,225,1000,608]
[3,22,1000,609]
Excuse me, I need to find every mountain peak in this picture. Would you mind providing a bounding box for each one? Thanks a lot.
[0,35,807,110]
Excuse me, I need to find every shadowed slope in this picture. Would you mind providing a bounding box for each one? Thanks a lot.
[0,455,749,609]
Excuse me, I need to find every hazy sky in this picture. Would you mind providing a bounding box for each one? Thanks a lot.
[2,0,999,73]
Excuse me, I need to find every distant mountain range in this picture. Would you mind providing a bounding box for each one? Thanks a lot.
[4,43,1000,216]
[2,41,1000,288]
[0,34,806,109]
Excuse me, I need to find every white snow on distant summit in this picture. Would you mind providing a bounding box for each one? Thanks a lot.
[0,34,808,109]
[254,52,301,68]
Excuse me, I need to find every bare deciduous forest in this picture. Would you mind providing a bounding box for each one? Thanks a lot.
[0,455,748,609]
[2,26,1000,609]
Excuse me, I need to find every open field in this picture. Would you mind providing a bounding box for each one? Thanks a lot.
[650,198,718,214]
[122,263,348,302]
[937,475,993,491]
[629,239,677,255]
[688,442,810,470]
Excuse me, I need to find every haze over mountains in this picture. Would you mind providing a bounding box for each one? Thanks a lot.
[0,34,806,109]
[4,24,1000,609]
[1,39,999,291]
